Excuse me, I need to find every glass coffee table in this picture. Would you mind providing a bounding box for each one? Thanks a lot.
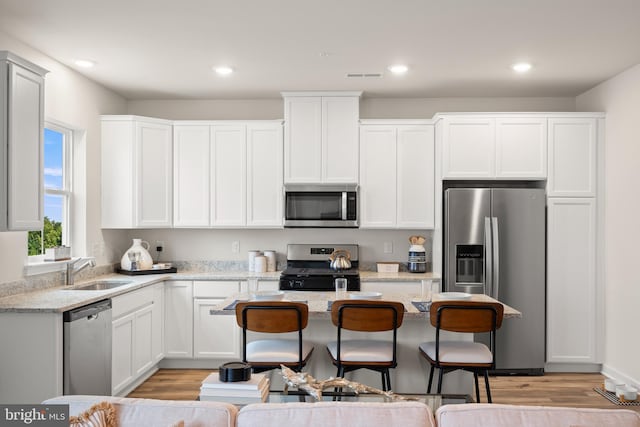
[266,389,473,412]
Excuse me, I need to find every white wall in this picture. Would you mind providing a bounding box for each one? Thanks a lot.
[129,96,576,120]
[0,30,128,284]
[577,63,640,387]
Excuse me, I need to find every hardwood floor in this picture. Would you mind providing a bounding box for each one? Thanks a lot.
[128,369,639,413]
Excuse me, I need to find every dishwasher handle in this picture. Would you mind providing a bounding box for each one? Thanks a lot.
[64,299,112,322]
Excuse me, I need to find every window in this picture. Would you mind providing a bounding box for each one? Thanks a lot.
[28,123,72,256]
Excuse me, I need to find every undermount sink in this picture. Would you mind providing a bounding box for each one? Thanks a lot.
[67,280,133,291]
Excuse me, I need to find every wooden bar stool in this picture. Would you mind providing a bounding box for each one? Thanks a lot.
[418,300,504,402]
[327,300,405,391]
[235,301,314,374]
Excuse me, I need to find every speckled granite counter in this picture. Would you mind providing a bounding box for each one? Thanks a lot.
[209,291,520,320]
[0,270,441,313]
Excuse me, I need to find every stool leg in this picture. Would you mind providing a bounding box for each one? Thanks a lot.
[437,368,444,393]
[427,365,435,393]
[484,370,492,403]
[474,372,480,403]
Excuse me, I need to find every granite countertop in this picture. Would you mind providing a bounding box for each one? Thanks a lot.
[210,291,521,320]
[0,270,441,314]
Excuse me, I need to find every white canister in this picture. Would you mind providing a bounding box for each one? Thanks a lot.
[248,250,261,272]
[254,255,267,273]
[263,250,276,272]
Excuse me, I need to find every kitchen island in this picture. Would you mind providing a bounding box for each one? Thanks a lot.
[210,291,520,394]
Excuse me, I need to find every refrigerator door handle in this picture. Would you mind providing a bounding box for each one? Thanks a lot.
[492,216,500,299]
[484,217,492,297]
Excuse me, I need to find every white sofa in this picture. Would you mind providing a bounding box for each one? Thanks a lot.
[44,396,640,427]
[436,403,640,427]
[43,395,238,427]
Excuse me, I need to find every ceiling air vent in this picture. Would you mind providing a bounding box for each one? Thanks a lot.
[346,72,384,78]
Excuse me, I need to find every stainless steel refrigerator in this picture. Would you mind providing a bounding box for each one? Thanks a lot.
[444,187,545,375]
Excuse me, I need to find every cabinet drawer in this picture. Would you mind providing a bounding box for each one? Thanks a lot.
[193,281,240,298]
[112,286,154,319]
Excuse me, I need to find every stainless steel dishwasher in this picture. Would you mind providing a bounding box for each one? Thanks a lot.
[63,299,112,395]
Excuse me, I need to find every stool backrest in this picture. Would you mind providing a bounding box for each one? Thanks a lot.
[236,301,309,333]
[331,300,405,331]
[429,301,504,333]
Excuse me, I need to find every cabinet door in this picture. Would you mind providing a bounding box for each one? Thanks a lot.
[164,281,193,358]
[6,63,44,230]
[396,125,435,228]
[112,312,135,394]
[173,125,210,227]
[495,118,547,179]
[133,304,154,375]
[211,125,246,226]
[359,126,396,228]
[135,121,173,227]
[548,118,597,197]
[151,284,164,363]
[284,97,322,183]
[193,298,241,359]
[442,117,495,178]
[547,198,596,363]
[247,123,283,227]
[101,120,134,228]
[322,96,359,183]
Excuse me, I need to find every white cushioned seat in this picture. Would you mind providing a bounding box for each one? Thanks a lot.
[436,403,640,427]
[419,340,493,364]
[43,395,238,427]
[327,339,393,362]
[246,339,314,362]
[238,401,435,427]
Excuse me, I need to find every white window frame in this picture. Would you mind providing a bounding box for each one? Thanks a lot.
[26,121,73,269]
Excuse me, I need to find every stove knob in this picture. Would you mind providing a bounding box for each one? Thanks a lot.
[294,280,304,289]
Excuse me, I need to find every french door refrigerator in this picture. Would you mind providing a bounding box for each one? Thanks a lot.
[444,187,545,375]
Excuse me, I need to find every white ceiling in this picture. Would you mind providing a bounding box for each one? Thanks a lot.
[1,0,640,100]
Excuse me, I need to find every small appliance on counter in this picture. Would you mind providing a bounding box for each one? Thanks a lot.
[408,235,427,273]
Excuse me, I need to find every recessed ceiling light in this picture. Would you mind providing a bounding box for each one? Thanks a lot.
[512,62,532,73]
[74,59,95,68]
[214,66,234,76]
[388,64,409,74]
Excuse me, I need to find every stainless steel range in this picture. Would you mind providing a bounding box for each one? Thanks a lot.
[279,244,360,291]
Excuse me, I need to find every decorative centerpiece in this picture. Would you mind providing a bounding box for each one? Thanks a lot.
[280,365,415,401]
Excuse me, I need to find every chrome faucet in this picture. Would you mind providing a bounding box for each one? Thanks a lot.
[66,257,97,286]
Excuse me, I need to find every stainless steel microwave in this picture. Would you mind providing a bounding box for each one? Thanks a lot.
[284,184,358,228]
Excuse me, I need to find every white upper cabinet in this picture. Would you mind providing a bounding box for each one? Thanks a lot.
[441,115,547,180]
[102,116,173,228]
[283,92,361,183]
[173,125,210,227]
[495,118,547,178]
[246,123,283,227]
[0,52,47,231]
[360,122,435,229]
[211,125,246,227]
[172,121,283,228]
[547,118,597,197]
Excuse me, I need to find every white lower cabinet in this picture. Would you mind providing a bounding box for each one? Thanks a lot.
[164,281,194,358]
[547,198,597,364]
[111,283,164,395]
[193,281,241,359]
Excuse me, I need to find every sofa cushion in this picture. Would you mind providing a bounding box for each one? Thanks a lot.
[43,395,238,427]
[238,401,435,427]
[436,403,640,427]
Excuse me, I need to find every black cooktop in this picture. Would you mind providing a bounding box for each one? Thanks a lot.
[282,267,360,277]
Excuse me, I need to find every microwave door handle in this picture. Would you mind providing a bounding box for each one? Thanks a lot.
[484,217,492,297]
[341,192,347,220]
